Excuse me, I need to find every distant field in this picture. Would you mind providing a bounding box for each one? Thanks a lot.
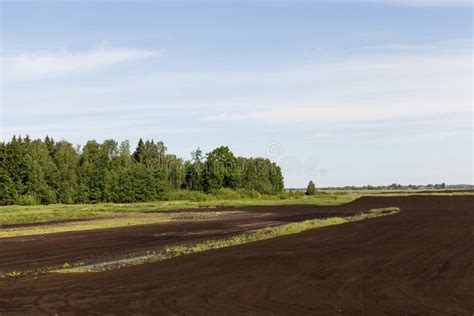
[0,191,359,225]
[0,190,471,226]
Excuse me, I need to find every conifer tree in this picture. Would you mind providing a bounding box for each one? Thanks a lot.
[306,180,317,195]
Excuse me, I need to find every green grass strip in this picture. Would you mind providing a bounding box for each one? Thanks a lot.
[0,193,359,225]
[54,207,399,273]
[0,211,240,238]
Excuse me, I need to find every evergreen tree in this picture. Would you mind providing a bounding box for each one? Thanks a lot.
[306,180,317,195]
[0,170,17,205]
[133,138,145,162]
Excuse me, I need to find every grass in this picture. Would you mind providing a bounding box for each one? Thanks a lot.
[0,211,240,238]
[0,189,469,225]
[0,191,360,225]
[55,207,400,273]
[5,271,22,279]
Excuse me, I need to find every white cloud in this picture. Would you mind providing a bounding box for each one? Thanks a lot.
[200,48,471,124]
[1,117,210,143]
[1,46,161,82]
[5,39,470,123]
[2,40,471,146]
[203,102,468,124]
[309,124,470,144]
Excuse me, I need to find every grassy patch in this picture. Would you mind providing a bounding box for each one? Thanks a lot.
[56,207,400,273]
[0,207,105,225]
[0,190,471,225]
[0,191,360,225]
[5,271,22,279]
[0,211,239,238]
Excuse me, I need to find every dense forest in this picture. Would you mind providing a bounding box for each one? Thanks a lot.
[0,136,284,205]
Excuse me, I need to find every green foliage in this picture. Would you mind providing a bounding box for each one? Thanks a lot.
[306,180,317,195]
[1,136,285,205]
[0,170,17,205]
[6,271,21,278]
[183,148,204,190]
[239,157,284,194]
[16,194,40,206]
[53,141,79,204]
[165,190,209,202]
[202,146,241,192]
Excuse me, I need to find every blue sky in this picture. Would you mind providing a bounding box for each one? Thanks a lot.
[1,0,472,187]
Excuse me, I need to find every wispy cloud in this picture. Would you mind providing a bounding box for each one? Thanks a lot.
[1,46,161,82]
[203,103,469,124]
[200,46,471,125]
[2,40,471,148]
[308,123,471,144]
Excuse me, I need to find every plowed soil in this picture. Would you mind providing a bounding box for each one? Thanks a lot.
[0,195,473,315]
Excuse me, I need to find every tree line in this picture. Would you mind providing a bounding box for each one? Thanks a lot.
[0,136,284,205]
[322,183,456,190]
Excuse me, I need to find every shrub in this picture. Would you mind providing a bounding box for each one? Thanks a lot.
[166,190,209,202]
[306,181,317,195]
[17,194,40,206]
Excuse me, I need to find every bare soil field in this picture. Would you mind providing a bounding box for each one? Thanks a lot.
[0,195,473,315]
[0,205,361,274]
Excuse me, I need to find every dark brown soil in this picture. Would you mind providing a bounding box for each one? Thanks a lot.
[0,204,359,273]
[0,195,473,315]
[0,216,107,229]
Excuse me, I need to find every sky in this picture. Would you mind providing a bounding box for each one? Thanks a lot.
[0,0,472,188]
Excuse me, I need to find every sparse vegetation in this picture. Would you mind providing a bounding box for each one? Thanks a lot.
[5,271,21,279]
[53,207,400,273]
[0,211,239,238]
[1,189,467,226]
[0,190,360,225]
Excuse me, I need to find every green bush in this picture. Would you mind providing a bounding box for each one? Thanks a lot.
[210,188,241,199]
[166,190,209,202]
[164,188,265,202]
[0,171,17,205]
[17,194,40,206]
[236,189,262,199]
